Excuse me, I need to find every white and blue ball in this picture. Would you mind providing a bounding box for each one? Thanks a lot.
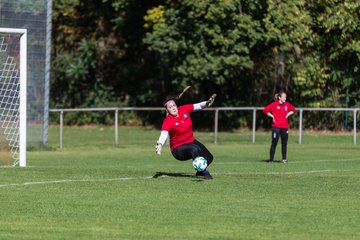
[192,156,208,171]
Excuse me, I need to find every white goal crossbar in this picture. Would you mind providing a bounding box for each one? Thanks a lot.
[0,28,27,167]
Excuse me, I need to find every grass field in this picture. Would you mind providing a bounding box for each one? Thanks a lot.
[1,126,360,239]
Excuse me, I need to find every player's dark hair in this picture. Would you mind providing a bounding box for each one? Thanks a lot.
[163,95,177,108]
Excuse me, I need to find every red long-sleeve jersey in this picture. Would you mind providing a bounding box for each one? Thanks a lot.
[263,101,295,128]
[161,104,195,151]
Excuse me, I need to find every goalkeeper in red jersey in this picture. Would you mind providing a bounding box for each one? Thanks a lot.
[155,94,216,179]
[263,91,295,163]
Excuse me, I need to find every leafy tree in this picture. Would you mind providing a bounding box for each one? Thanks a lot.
[257,0,313,101]
[52,0,143,108]
[294,0,360,108]
[50,0,360,129]
[143,0,263,106]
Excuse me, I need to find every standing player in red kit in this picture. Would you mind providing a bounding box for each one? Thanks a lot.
[263,91,295,163]
[155,94,216,179]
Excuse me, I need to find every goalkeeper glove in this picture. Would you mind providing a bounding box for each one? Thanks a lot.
[155,142,163,155]
[206,94,217,107]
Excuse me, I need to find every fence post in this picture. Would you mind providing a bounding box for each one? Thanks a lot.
[49,107,359,147]
[60,110,63,149]
[354,110,357,145]
[299,109,303,144]
[115,109,119,146]
[252,108,256,143]
[214,109,219,144]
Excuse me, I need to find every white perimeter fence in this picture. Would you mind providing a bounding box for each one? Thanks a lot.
[49,107,359,148]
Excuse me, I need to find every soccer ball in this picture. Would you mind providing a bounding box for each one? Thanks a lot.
[192,156,208,171]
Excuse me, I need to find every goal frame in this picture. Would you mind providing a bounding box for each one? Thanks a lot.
[0,28,27,167]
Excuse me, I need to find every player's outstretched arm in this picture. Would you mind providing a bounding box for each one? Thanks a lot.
[193,94,217,111]
[155,142,162,155]
[206,94,216,107]
[155,131,168,155]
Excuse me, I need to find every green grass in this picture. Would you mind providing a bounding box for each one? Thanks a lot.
[1,126,360,239]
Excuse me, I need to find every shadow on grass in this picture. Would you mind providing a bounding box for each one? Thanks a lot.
[152,172,195,179]
[152,172,206,182]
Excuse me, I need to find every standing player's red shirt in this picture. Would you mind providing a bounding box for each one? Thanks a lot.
[161,104,195,151]
[263,101,295,128]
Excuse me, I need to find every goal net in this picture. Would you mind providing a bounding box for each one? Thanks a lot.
[0,28,27,167]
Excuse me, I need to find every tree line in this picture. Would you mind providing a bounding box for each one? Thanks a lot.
[51,0,360,129]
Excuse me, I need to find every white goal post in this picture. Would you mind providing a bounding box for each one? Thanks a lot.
[0,28,27,167]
